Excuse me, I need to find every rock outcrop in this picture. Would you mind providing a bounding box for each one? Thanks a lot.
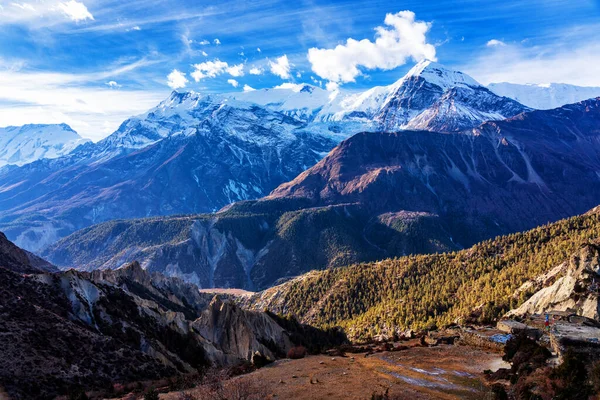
[0,234,329,399]
[508,242,600,321]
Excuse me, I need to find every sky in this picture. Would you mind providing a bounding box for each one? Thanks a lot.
[0,0,599,141]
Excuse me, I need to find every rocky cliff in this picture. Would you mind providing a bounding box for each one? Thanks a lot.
[508,242,600,321]
[0,233,339,399]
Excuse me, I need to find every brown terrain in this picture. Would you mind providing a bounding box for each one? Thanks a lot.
[163,343,507,400]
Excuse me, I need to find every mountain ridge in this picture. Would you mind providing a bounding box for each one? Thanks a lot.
[43,98,600,290]
[0,61,530,251]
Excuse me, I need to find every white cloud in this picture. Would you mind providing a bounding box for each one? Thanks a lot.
[307,11,436,84]
[325,81,339,91]
[249,67,263,75]
[11,2,36,12]
[0,66,166,141]
[486,39,506,47]
[167,69,188,89]
[198,40,210,45]
[257,47,261,53]
[201,51,208,57]
[465,40,600,86]
[227,79,239,88]
[226,63,244,77]
[243,84,255,92]
[131,25,141,31]
[269,55,291,79]
[105,80,120,88]
[191,60,245,81]
[58,1,93,21]
[274,83,309,91]
[191,60,228,81]
[214,38,221,45]
[2,0,94,24]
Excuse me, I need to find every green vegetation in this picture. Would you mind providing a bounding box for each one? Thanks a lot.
[267,210,600,340]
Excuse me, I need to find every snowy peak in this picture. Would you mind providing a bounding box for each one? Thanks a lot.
[0,123,89,167]
[403,59,481,90]
[487,82,600,110]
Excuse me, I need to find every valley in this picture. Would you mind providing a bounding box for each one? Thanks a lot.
[2,7,600,397]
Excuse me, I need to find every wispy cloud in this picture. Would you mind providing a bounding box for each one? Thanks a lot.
[0,58,167,140]
[466,35,600,86]
[486,39,506,47]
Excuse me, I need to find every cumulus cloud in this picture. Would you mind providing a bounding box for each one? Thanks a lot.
[307,11,435,84]
[227,79,239,88]
[191,60,244,81]
[226,64,244,77]
[167,69,188,89]
[325,81,339,91]
[486,39,506,47]
[105,80,120,88]
[269,55,291,79]
[243,84,255,92]
[191,60,228,81]
[465,40,600,86]
[201,50,208,57]
[58,1,94,22]
[198,39,210,45]
[257,47,261,53]
[214,38,221,45]
[249,67,263,75]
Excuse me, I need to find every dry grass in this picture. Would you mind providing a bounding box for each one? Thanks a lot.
[162,344,506,400]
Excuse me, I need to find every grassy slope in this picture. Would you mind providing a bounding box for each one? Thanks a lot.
[254,208,600,340]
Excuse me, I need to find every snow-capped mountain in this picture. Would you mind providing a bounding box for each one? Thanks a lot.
[225,60,529,133]
[487,82,600,110]
[0,60,530,251]
[0,123,89,167]
[43,98,600,289]
[372,61,528,132]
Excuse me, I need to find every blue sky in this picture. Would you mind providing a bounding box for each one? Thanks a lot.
[0,0,599,140]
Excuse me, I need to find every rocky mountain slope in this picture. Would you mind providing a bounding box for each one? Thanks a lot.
[242,206,600,341]
[43,98,600,290]
[488,82,600,110]
[0,61,527,252]
[0,123,89,167]
[0,97,335,252]
[507,241,600,320]
[0,233,343,399]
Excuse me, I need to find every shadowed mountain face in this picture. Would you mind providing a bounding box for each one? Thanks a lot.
[43,98,600,290]
[0,233,344,399]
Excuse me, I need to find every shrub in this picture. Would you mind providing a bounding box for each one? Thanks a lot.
[144,388,160,400]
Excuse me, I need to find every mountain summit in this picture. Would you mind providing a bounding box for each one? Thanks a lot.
[0,123,89,167]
